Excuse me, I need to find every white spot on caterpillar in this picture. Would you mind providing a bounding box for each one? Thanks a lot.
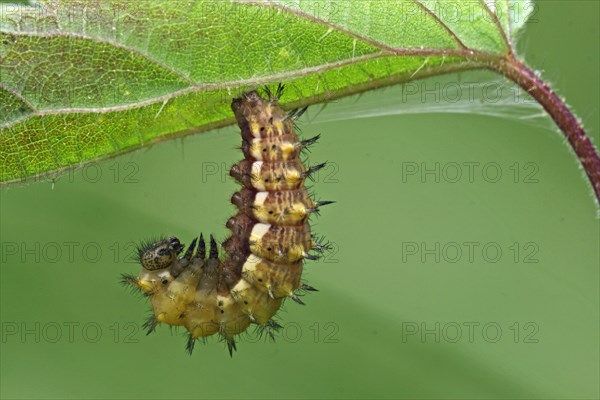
[217,293,235,309]
[242,254,262,273]
[250,223,271,241]
[251,161,265,190]
[254,192,268,207]
[231,279,252,294]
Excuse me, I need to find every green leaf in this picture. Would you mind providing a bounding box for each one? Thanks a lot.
[0,0,535,184]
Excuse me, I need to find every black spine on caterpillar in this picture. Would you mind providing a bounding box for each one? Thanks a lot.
[122,85,332,355]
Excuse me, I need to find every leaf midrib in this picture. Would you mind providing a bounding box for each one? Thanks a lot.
[0,50,393,130]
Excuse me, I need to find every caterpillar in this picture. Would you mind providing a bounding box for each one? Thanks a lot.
[121,85,333,355]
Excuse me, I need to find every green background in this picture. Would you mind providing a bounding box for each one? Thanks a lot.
[1,1,598,399]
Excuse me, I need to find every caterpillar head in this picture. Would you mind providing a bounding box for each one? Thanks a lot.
[138,237,184,271]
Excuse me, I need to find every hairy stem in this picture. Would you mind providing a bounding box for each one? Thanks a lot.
[492,56,600,204]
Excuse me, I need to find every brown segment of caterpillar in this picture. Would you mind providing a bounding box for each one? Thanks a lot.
[241,133,320,162]
[121,84,333,355]
[231,188,333,226]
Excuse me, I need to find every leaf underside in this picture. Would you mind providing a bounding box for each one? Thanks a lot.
[0,0,534,184]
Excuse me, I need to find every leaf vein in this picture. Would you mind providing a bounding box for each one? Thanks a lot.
[0,81,36,112]
[231,0,495,58]
[479,0,513,52]
[411,0,468,50]
[3,31,196,86]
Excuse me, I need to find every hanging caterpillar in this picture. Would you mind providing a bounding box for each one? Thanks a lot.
[121,85,333,355]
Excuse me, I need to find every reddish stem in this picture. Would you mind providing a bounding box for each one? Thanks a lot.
[491,56,600,203]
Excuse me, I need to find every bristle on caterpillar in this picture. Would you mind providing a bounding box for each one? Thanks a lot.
[122,85,333,355]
